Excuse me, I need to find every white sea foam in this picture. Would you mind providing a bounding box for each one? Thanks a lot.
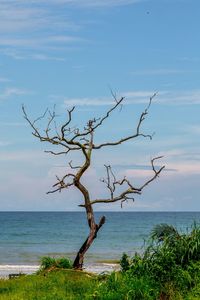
[0,265,40,278]
[84,263,120,274]
[0,263,119,278]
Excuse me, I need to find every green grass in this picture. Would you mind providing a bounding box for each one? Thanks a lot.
[40,256,73,271]
[1,269,200,300]
[1,223,200,299]
[0,270,97,300]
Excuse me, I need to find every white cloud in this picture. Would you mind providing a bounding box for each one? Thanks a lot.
[159,90,200,105]
[0,35,83,49]
[62,90,155,106]
[64,97,114,106]
[0,87,29,100]
[0,0,144,60]
[156,148,200,175]
[30,54,65,61]
[0,0,143,8]
[0,1,84,60]
[63,89,200,106]
[0,2,78,33]
[0,49,65,61]
[63,0,141,7]
[123,90,200,105]
[171,162,200,175]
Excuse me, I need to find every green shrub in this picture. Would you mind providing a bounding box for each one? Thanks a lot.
[95,271,158,300]
[118,223,200,299]
[120,252,130,272]
[55,257,72,269]
[40,256,56,270]
[40,256,72,271]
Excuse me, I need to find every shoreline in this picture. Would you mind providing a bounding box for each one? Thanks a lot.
[0,262,120,279]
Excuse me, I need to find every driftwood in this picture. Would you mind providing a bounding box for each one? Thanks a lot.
[9,273,25,279]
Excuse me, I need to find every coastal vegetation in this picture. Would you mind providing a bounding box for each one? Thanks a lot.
[40,256,73,271]
[1,223,200,299]
[23,94,164,269]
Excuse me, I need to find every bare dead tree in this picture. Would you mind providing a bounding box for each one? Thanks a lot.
[22,93,165,270]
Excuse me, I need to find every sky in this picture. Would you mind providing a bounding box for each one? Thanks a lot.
[0,0,200,211]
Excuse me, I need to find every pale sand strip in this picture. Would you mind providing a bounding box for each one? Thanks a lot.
[0,263,120,279]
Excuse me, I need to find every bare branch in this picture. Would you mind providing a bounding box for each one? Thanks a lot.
[92,94,156,149]
[89,156,165,206]
[44,150,69,155]
[139,156,165,190]
[45,108,56,139]
[47,173,75,194]
[69,160,81,169]
[92,96,125,131]
[22,104,47,139]
[22,105,85,153]
[60,106,75,139]
[109,87,123,111]
[23,91,164,270]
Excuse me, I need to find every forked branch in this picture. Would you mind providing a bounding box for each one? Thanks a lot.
[92,93,157,149]
[23,91,164,270]
[82,156,165,207]
[47,173,75,194]
[23,93,162,206]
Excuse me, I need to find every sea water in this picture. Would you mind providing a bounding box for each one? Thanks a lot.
[0,212,200,275]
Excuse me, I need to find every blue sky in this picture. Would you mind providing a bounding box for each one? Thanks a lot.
[0,0,200,211]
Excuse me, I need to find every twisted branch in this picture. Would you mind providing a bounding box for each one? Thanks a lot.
[79,156,165,207]
[92,93,156,149]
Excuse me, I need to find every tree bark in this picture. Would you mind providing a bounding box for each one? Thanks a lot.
[73,215,106,270]
[23,95,164,271]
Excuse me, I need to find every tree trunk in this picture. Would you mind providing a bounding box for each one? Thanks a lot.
[73,215,106,270]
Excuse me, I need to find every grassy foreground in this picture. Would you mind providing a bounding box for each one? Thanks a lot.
[0,267,200,300]
[1,223,200,300]
[0,270,98,300]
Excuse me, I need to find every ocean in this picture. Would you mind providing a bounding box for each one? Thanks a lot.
[0,211,200,276]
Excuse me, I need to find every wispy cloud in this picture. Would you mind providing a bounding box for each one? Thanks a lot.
[62,89,200,106]
[0,35,83,49]
[167,162,200,175]
[0,49,66,61]
[0,0,144,60]
[123,160,200,178]
[30,54,65,61]
[64,0,142,7]
[113,163,176,172]
[0,2,78,33]
[64,97,114,106]
[0,87,30,101]
[123,90,200,105]
[158,90,200,105]
[0,1,84,59]
[63,91,154,106]
[161,148,200,163]
[0,0,143,8]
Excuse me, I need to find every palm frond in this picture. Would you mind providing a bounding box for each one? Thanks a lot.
[151,223,180,242]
